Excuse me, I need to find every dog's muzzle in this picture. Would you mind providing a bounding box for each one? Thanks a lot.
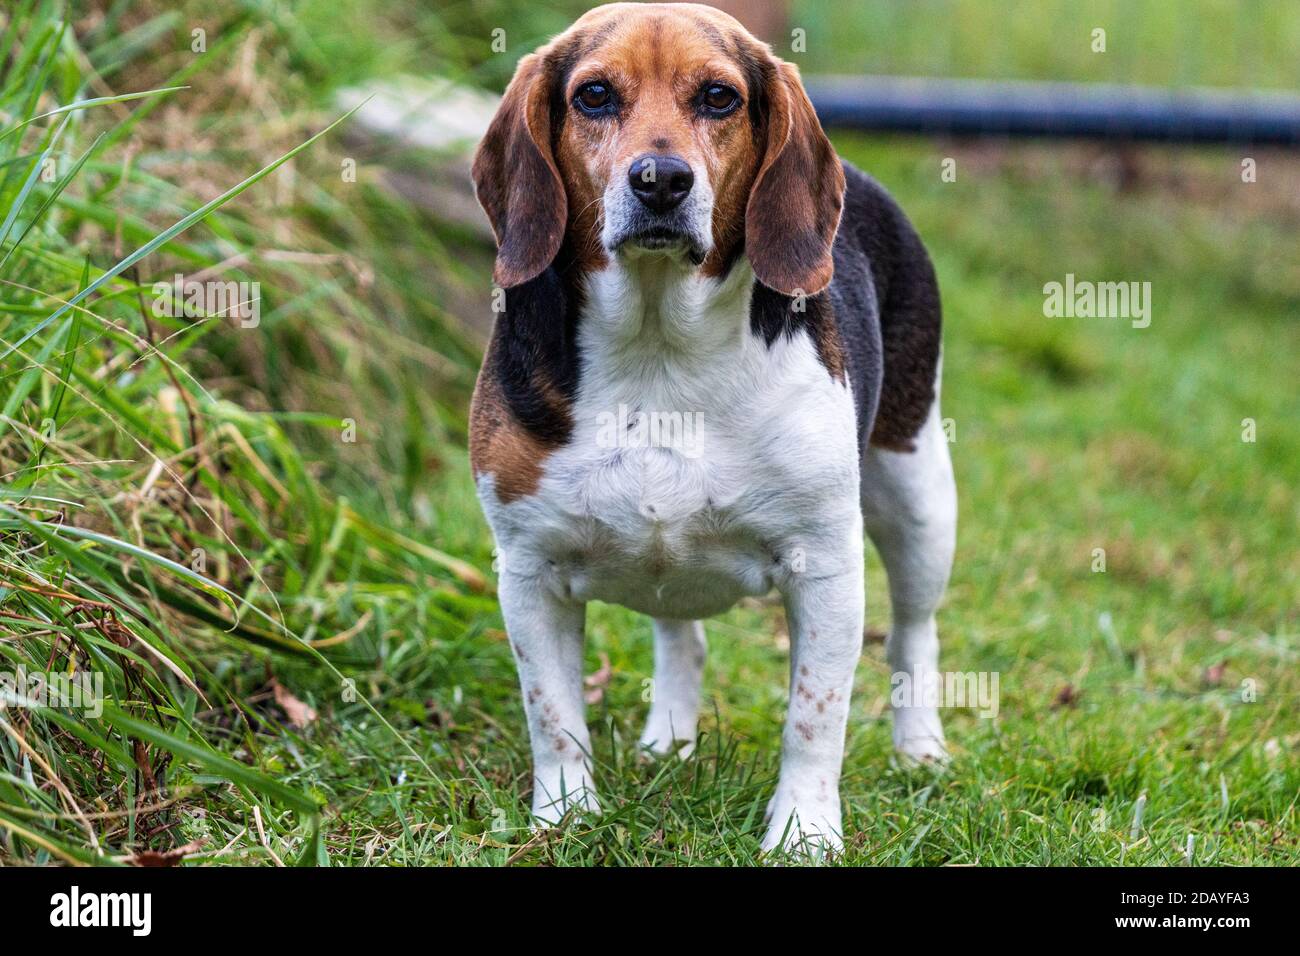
[604,153,712,263]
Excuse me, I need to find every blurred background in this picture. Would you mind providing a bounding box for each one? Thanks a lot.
[0,0,1295,865]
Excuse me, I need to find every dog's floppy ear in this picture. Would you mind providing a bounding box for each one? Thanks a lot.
[746,60,845,296]
[473,53,567,289]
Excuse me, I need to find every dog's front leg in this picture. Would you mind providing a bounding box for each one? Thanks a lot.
[764,553,865,857]
[499,571,597,823]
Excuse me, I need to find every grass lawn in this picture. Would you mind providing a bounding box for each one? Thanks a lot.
[0,0,1295,865]
[317,136,1299,866]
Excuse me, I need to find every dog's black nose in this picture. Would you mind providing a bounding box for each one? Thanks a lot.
[628,154,694,213]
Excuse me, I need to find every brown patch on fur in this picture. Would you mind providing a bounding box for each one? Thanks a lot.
[698,109,760,277]
[469,369,554,503]
[810,310,846,383]
[552,119,611,275]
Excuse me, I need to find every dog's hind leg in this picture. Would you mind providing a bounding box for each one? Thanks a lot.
[640,618,707,757]
[861,398,957,763]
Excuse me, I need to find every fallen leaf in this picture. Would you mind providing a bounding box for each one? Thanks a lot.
[271,678,317,728]
[133,738,157,793]
[584,653,612,705]
[423,699,452,728]
[128,838,206,867]
[1201,661,1228,687]
[1052,684,1080,709]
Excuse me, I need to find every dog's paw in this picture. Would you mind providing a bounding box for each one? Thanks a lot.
[761,792,843,861]
[892,708,948,766]
[530,766,600,825]
[637,720,697,760]
[893,733,949,767]
[636,739,696,763]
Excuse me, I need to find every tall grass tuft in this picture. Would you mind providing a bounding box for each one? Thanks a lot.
[0,0,490,864]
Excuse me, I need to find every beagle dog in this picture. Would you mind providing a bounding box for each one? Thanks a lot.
[470,2,955,855]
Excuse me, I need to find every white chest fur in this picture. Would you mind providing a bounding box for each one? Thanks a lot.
[479,256,862,620]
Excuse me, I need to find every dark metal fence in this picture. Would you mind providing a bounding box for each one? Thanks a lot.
[804,76,1300,145]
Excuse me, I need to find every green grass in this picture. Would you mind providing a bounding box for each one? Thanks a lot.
[793,0,1300,89]
[0,0,1296,865]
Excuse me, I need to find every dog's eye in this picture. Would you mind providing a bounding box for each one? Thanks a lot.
[574,82,615,116]
[699,84,740,116]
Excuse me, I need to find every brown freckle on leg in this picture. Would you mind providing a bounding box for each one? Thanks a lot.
[796,683,813,700]
[554,737,567,752]
[795,721,815,741]
[816,701,825,713]
[799,665,809,677]
[527,687,541,705]
[538,701,559,734]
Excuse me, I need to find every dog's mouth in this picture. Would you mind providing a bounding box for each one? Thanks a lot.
[616,227,707,264]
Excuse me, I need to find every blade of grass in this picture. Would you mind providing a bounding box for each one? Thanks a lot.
[0,86,188,141]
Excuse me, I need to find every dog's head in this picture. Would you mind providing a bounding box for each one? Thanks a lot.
[472,2,845,296]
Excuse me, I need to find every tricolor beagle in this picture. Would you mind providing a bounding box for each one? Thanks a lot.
[470,2,955,855]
